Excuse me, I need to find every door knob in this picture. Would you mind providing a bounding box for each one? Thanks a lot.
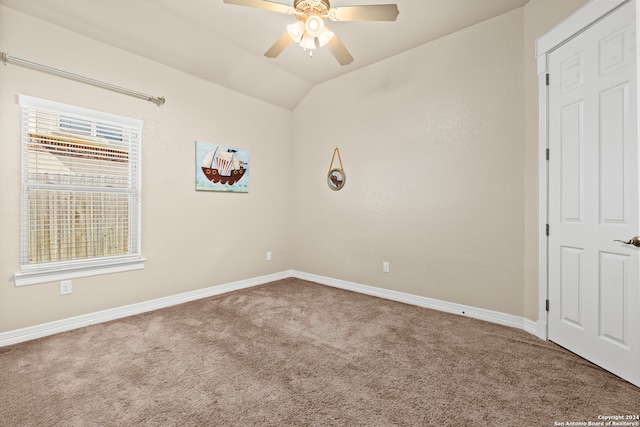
[614,236,640,247]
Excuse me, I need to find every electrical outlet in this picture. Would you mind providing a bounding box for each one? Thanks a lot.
[383,262,390,273]
[60,280,72,295]
[266,251,272,261]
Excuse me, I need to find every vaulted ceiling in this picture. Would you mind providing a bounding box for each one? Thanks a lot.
[0,0,530,109]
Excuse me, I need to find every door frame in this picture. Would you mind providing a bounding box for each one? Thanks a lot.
[536,0,632,340]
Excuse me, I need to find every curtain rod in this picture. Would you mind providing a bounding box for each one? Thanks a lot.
[1,51,165,106]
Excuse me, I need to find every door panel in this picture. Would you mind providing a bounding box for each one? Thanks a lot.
[599,251,628,347]
[600,83,629,223]
[560,101,584,222]
[560,246,584,328]
[548,0,639,387]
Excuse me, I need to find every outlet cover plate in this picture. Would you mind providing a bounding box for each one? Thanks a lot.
[60,280,72,295]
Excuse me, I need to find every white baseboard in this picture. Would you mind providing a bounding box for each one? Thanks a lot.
[0,271,292,347]
[533,320,548,340]
[0,270,546,347]
[292,271,546,339]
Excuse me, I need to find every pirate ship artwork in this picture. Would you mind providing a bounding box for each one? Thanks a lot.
[195,141,249,192]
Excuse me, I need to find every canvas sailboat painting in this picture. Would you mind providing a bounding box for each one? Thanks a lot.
[195,141,249,192]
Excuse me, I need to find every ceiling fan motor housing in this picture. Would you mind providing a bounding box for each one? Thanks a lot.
[294,0,330,18]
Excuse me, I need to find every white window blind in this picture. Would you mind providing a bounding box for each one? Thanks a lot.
[15,95,144,286]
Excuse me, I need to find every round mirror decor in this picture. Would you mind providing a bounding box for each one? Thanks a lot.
[328,168,346,190]
[327,147,346,191]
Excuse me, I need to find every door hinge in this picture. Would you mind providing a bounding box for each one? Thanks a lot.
[546,299,550,312]
[546,74,550,86]
[546,148,550,161]
[546,224,550,236]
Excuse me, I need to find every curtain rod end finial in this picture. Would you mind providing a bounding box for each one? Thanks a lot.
[152,96,165,107]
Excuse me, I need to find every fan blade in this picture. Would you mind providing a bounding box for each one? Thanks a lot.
[328,4,399,21]
[326,33,354,66]
[223,0,296,15]
[264,32,294,58]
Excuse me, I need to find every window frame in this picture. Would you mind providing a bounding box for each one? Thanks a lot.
[14,95,144,286]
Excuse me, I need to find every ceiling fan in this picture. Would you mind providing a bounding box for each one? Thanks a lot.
[222,0,399,65]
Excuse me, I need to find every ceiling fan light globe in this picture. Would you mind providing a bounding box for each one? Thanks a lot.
[287,21,305,43]
[299,32,316,50]
[305,15,325,38]
[317,27,334,47]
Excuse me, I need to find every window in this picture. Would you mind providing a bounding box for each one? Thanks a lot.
[14,95,144,286]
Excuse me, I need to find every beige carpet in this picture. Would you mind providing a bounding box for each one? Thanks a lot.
[1,278,638,426]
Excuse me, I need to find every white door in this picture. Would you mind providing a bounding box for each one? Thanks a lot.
[548,0,640,387]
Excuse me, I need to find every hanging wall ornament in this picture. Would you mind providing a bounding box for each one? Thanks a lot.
[327,147,346,191]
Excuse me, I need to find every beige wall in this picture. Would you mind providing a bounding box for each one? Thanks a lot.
[292,1,586,320]
[0,1,588,334]
[0,6,293,332]
[292,9,527,316]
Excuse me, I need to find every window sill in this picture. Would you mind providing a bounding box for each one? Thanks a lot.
[13,258,145,286]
